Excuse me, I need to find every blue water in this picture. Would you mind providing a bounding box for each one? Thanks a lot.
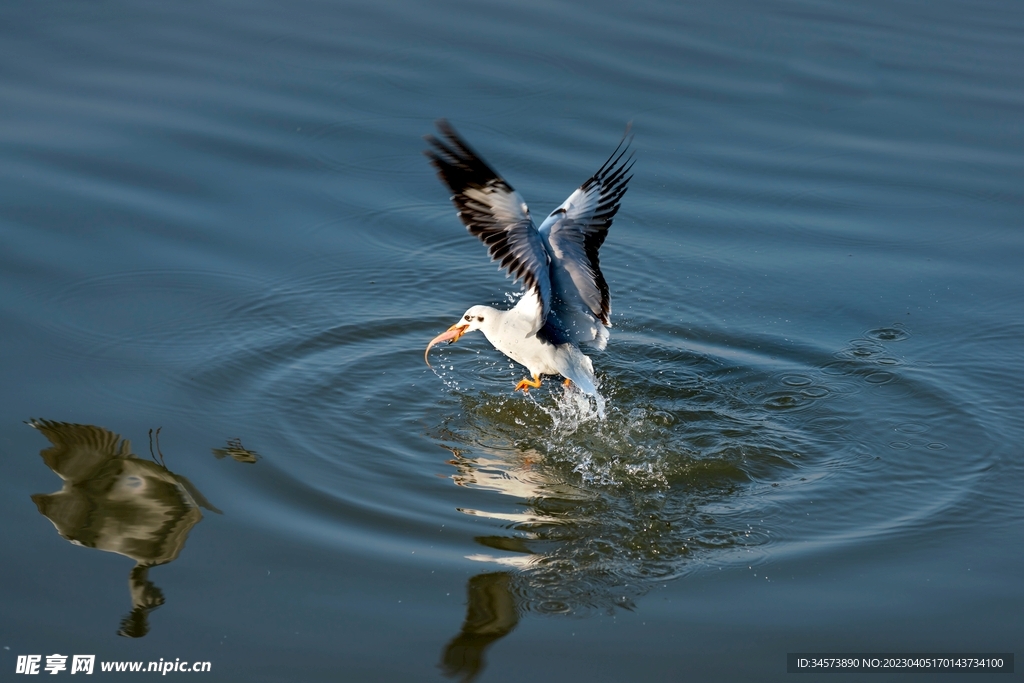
[2,0,1022,680]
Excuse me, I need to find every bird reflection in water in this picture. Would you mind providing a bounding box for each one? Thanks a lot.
[438,446,557,682]
[439,572,519,682]
[438,433,698,681]
[28,419,220,637]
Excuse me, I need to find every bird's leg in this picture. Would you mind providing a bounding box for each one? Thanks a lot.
[515,374,543,392]
[563,378,572,387]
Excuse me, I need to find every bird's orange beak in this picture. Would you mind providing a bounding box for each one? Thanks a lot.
[424,324,470,367]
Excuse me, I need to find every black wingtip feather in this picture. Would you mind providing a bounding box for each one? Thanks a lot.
[570,124,636,323]
[424,119,510,198]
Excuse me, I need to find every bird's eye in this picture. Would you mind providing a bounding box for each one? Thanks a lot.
[464,315,471,321]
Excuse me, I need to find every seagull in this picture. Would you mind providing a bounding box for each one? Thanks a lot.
[423,120,634,396]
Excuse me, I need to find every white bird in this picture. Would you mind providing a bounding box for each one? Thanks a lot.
[424,120,634,396]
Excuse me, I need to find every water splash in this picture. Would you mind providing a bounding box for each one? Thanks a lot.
[535,382,607,427]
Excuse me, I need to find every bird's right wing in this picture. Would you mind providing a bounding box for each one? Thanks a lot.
[425,120,552,334]
[543,135,634,327]
[534,134,633,350]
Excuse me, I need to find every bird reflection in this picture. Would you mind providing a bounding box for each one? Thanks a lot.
[436,438,678,680]
[28,419,219,637]
[439,572,519,682]
[438,447,557,681]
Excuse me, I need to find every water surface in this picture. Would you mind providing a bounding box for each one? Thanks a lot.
[2,0,1022,680]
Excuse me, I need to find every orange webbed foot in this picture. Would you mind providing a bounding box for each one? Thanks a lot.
[514,375,543,393]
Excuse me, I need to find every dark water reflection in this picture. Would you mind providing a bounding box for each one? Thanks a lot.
[28,420,220,638]
[440,573,518,682]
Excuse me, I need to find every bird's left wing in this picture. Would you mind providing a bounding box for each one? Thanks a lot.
[28,419,132,481]
[542,134,634,329]
[425,120,552,332]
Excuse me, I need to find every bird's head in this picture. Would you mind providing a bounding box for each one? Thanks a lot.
[424,306,490,368]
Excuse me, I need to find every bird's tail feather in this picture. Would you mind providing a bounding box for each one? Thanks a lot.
[554,345,598,396]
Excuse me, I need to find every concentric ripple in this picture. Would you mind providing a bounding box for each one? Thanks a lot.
[176,265,992,619]
[424,319,991,615]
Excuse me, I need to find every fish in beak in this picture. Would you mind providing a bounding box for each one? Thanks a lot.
[424,324,469,367]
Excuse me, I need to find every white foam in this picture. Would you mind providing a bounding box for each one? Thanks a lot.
[537,382,607,432]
